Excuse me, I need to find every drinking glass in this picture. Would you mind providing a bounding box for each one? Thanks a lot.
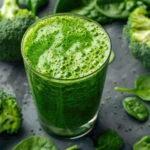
[22,14,111,139]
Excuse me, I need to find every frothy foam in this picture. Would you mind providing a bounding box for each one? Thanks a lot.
[23,15,110,79]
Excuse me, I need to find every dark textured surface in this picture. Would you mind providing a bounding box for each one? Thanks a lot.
[0,0,150,150]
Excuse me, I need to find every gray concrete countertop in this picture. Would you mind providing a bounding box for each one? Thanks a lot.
[0,0,150,150]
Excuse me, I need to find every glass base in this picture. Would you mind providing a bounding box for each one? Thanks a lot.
[39,113,98,139]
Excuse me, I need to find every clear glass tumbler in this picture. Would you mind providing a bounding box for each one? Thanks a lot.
[22,14,111,139]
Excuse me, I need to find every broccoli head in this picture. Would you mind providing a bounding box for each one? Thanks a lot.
[123,7,150,68]
[0,0,37,61]
[0,89,22,134]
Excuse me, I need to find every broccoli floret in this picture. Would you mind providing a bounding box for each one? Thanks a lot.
[0,0,37,61]
[123,7,150,68]
[0,89,22,134]
[19,0,48,15]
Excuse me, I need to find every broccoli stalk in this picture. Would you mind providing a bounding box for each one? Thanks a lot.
[0,89,22,134]
[123,7,150,68]
[0,0,37,61]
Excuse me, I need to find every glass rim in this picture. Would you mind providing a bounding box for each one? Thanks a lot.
[21,13,112,81]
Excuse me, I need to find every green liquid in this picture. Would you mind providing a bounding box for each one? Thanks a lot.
[23,15,110,138]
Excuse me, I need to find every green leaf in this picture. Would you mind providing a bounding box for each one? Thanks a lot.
[54,0,85,13]
[66,145,79,150]
[142,0,150,5]
[115,75,150,101]
[71,1,95,16]
[133,136,150,150]
[123,97,149,121]
[97,0,124,4]
[109,50,115,63]
[13,136,59,150]
[54,0,113,24]
[96,129,123,150]
[95,0,146,19]
[83,0,93,5]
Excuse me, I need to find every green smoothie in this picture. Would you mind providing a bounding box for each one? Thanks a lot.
[22,14,111,138]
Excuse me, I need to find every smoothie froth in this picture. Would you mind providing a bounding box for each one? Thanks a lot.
[23,15,110,79]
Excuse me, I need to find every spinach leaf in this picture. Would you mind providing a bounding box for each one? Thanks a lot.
[96,129,124,150]
[115,75,150,101]
[123,97,149,121]
[19,0,48,14]
[95,0,147,19]
[97,0,124,4]
[54,0,148,23]
[66,145,79,150]
[109,50,115,63]
[143,0,150,5]
[13,136,59,150]
[83,0,93,5]
[70,1,95,16]
[133,136,150,150]
[54,0,113,24]
[54,0,85,13]
[71,1,112,24]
